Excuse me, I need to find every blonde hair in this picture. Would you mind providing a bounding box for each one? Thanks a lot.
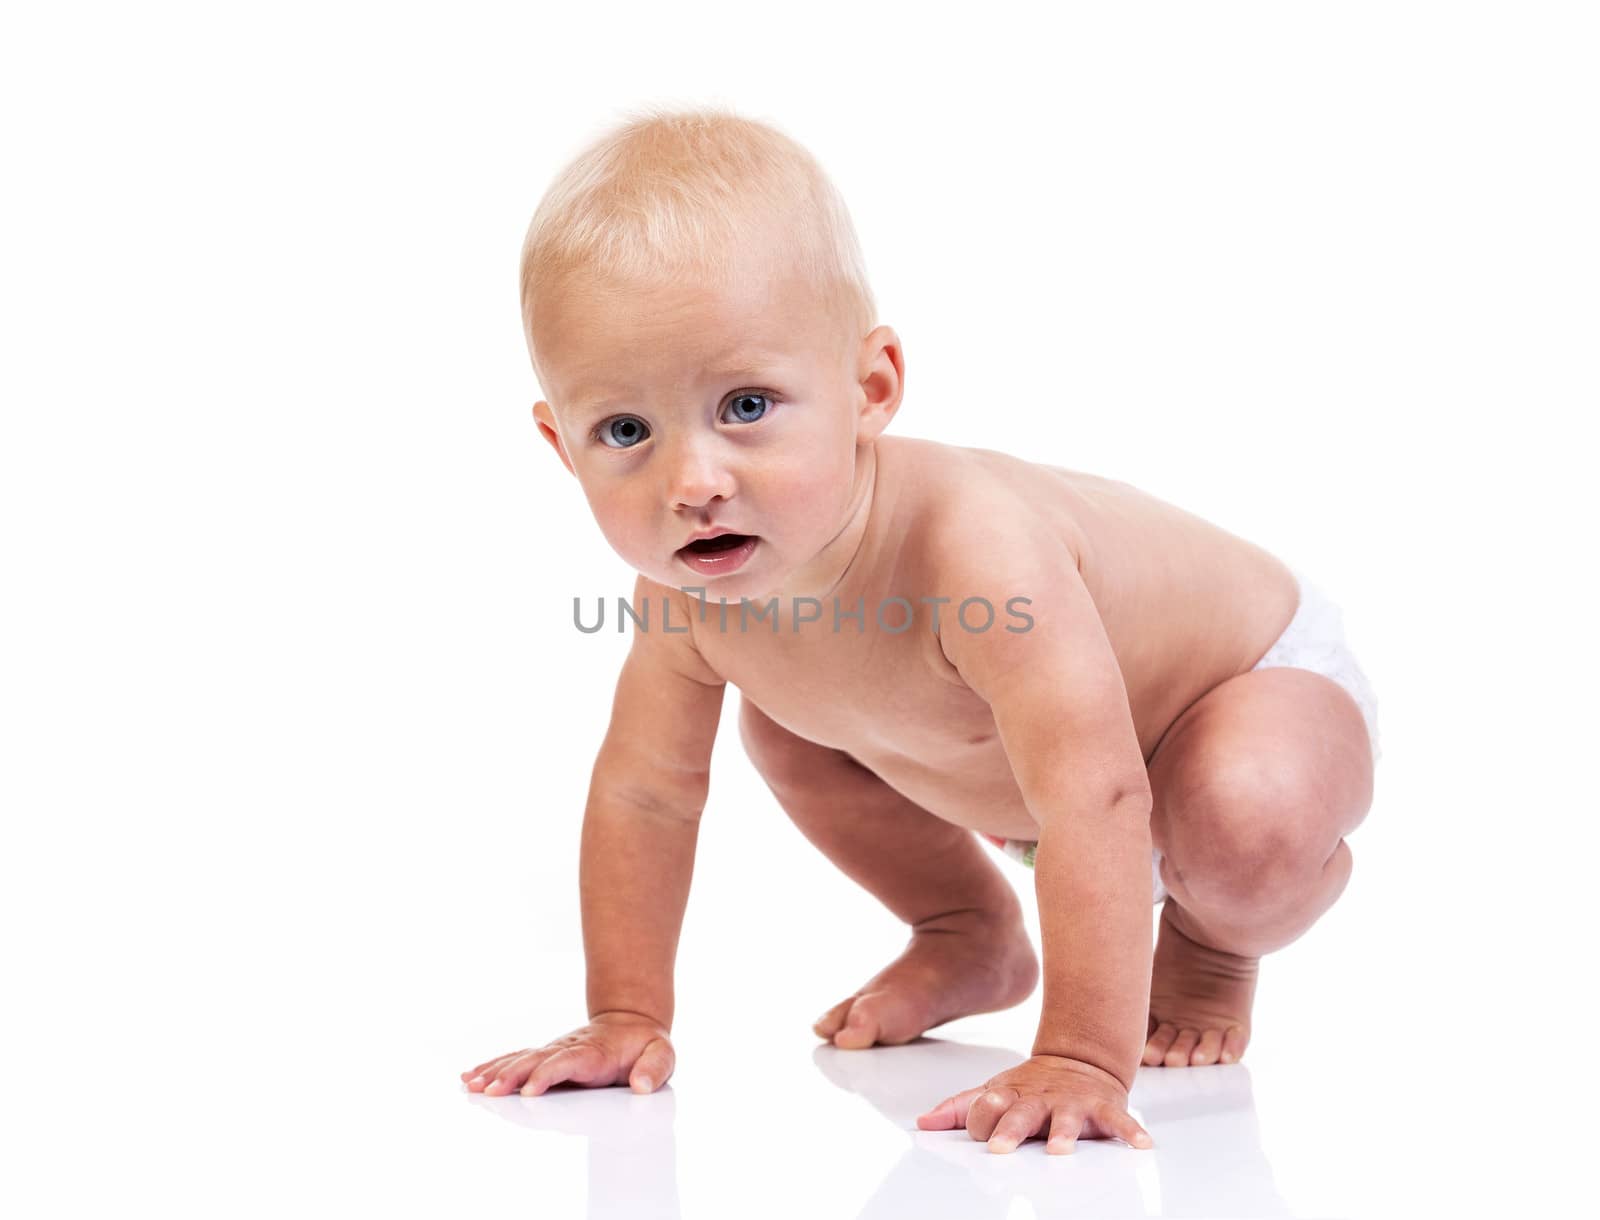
[519,102,878,385]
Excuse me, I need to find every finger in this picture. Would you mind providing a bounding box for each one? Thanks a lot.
[986,1099,1049,1154]
[1164,1028,1201,1067]
[523,1044,610,1096]
[916,1087,985,1131]
[1191,1028,1224,1066]
[1220,1024,1247,1064]
[1143,1021,1178,1066]
[521,1047,583,1096]
[1097,1100,1155,1150]
[966,1088,1020,1143]
[462,1050,525,1087]
[1046,1105,1084,1155]
[629,1037,675,1093]
[482,1050,549,1096]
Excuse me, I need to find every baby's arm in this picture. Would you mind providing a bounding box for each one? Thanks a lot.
[918,527,1155,1153]
[462,578,725,1097]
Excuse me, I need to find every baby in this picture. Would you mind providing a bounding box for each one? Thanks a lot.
[461,105,1380,1157]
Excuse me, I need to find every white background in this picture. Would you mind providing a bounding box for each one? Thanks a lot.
[4,2,1596,1216]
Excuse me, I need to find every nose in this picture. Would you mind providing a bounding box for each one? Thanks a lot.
[665,433,737,512]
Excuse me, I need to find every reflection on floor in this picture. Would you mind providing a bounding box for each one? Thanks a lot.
[469,1036,1292,1219]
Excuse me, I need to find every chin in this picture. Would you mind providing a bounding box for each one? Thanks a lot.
[693,568,785,612]
[681,571,766,604]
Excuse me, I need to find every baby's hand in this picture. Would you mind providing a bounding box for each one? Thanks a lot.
[460,1011,675,1097]
[916,1054,1154,1155]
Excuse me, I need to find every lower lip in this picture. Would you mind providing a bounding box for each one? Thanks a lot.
[677,535,759,576]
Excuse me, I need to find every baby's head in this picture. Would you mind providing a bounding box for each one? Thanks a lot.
[521,103,903,602]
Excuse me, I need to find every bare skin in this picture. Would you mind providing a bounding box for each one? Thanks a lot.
[684,434,1342,1069]
[1143,900,1258,1066]
[811,909,1043,1050]
[470,245,1376,1153]
[685,434,1304,839]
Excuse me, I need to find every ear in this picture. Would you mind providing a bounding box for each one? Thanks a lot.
[854,325,904,444]
[533,401,577,476]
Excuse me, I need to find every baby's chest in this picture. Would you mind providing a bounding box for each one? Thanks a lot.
[710,626,1048,835]
[700,623,998,761]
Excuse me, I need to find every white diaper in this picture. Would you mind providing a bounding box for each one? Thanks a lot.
[1250,568,1382,765]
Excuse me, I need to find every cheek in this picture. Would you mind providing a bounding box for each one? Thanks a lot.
[758,449,853,527]
[580,481,650,554]
[763,404,857,510]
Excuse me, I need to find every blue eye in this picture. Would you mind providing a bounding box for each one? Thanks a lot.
[723,392,772,424]
[592,392,773,450]
[595,416,649,449]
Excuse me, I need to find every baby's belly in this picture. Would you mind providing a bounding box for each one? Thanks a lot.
[847,739,1045,841]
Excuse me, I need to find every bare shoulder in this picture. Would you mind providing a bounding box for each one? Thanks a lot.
[886,437,1088,592]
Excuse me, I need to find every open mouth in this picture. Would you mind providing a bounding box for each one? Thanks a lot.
[676,532,760,574]
[681,532,756,554]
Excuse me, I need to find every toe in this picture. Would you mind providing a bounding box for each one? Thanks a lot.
[813,998,853,1040]
[833,999,881,1049]
[1191,1028,1224,1065]
[1219,1024,1248,1064]
[1164,1028,1201,1066]
[1143,1021,1178,1066]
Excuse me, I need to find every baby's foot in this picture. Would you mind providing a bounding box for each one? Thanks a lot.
[1143,900,1259,1067]
[813,909,1039,1049]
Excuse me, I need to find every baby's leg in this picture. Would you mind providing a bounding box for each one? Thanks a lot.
[1142,666,1375,1066]
[739,695,1038,1048]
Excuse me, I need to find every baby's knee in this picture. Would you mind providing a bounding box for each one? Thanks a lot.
[1164,759,1340,906]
